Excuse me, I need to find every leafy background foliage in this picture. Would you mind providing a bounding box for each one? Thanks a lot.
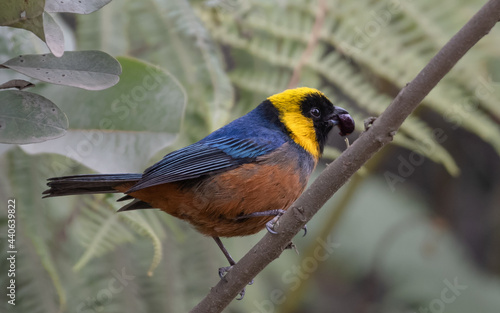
[1,0,500,312]
[0,0,121,145]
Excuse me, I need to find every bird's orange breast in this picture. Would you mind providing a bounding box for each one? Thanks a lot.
[115,146,314,237]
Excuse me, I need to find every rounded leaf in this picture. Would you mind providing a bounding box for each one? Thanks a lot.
[0,90,68,144]
[21,57,186,173]
[42,12,64,57]
[2,51,122,90]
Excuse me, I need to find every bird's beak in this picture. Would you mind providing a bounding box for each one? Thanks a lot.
[328,106,355,136]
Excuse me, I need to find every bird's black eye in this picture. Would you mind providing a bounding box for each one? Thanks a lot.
[310,107,321,118]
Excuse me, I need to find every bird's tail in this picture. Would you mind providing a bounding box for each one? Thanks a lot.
[42,174,142,198]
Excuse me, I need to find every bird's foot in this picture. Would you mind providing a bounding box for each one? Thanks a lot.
[265,214,283,234]
[218,266,254,300]
[236,209,307,236]
[266,214,307,237]
[218,265,232,279]
[364,116,377,131]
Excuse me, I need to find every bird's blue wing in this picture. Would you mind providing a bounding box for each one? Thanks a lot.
[126,137,278,193]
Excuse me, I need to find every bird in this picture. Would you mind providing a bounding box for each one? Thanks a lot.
[43,87,354,297]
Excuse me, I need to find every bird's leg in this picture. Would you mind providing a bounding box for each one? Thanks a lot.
[237,209,307,236]
[213,236,236,277]
[212,237,252,300]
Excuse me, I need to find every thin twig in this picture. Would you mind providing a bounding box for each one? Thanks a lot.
[287,0,327,89]
[190,1,500,312]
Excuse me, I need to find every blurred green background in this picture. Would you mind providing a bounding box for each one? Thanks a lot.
[1,0,500,312]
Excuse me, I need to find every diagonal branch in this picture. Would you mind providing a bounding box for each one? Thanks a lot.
[190,1,500,312]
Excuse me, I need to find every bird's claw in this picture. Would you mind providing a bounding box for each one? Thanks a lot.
[218,265,254,300]
[236,289,246,300]
[235,278,255,300]
[218,265,233,279]
[266,213,308,237]
[266,214,282,234]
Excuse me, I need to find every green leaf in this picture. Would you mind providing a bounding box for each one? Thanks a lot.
[44,0,112,14]
[21,56,187,173]
[0,0,45,40]
[0,1,65,56]
[2,51,121,90]
[42,12,64,57]
[0,90,68,144]
[76,0,234,139]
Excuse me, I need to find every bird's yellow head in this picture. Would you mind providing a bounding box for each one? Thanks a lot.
[268,87,354,159]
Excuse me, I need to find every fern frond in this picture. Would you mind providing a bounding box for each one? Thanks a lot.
[73,197,136,272]
[112,205,164,277]
[196,0,499,175]
[223,36,459,174]
[0,237,60,313]
[5,150,67,312]
[155,0,235,130]
[73,197,165,277]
